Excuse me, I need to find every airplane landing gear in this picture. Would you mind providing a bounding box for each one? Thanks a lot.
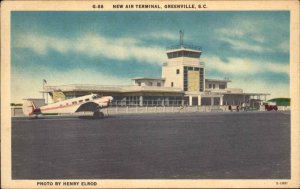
[93,111,104,119]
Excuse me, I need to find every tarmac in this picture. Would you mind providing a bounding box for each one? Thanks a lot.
[12,111,290,179]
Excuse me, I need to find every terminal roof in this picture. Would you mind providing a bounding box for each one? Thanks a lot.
[205,78,232,83]
[131,77,165,81]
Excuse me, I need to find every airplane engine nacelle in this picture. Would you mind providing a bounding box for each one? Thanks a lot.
[22,100,35,116]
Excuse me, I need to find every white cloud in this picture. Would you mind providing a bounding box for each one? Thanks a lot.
[251,35,265,43]
[229,79,289,99]
[213,16,290,54]
[146,31,178,40]
[217,28,245,38]
[216,24,266,43]
[11,68,132,103]
[202,55,290,98]
[202,56,289,76]
[14,33,166,65]
[277,40,289,53]
[218,37,271,53]
[14,34,70,55]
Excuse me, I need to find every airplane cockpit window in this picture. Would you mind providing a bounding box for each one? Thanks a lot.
[92,94,100,99]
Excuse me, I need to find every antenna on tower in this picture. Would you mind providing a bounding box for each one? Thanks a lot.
[179,30,184,47]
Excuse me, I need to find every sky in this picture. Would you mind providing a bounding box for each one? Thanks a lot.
[11,11,290,103]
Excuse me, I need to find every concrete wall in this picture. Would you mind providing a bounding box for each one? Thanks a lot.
[162,65,183,89]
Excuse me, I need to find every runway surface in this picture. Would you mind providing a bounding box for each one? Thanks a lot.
[12,111,290,179]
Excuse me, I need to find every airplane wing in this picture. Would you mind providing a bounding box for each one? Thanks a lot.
[75,102,100,112]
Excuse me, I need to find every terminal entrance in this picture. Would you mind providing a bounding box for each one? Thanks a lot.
[192,97,198,106]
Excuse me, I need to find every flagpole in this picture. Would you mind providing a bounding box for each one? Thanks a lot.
[42,80,45,102]
[43,79,47,104]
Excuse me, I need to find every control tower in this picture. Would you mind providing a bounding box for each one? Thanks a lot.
[162,31,205,92]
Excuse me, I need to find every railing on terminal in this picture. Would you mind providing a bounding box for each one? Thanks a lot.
[166,44,202,51]
[110,100,187,107]
[163,62,205,67]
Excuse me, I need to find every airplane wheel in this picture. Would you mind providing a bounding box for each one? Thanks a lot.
[93,111,104,119]
[99,112,104,118]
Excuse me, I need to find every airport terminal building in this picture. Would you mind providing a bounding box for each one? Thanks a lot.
[42,33,268,107]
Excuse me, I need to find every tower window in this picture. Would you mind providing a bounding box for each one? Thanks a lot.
[176,69,180,74]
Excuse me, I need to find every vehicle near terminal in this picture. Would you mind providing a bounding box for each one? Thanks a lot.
[262,101,278,111]
[22,94,113,118]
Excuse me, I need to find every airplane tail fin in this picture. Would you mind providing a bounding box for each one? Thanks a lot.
[22,99,44,116]
[22,100,36,116]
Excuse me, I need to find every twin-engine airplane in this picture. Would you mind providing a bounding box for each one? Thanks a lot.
[22,94,113,118]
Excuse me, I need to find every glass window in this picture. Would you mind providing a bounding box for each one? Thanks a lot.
[92,94,100,99]
[209,84,212,88]
[219,84,226,89]
[171,82,174,87]
[149,82,153,86]
[213,84,215,89]
[178,51,183,57]
[157,83,161,87]
[137,82,141,86]
[176,69,180,74]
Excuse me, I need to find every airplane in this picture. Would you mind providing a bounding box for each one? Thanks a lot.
[22,94,113,118]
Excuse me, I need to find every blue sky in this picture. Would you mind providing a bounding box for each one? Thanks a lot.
[11,11,290,103]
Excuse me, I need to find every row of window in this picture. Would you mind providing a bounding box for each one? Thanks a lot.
[112,96,183,101]
[111,100,186,107]
[184,67,200,71]
[167,51,201,59]
[137,81,162,87]
[208,83,226,89]
[60,98,90,106]
[176,66,199,75]
[183,66,204,92]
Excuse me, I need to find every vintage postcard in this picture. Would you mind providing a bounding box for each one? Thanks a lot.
[1,0,299,188]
